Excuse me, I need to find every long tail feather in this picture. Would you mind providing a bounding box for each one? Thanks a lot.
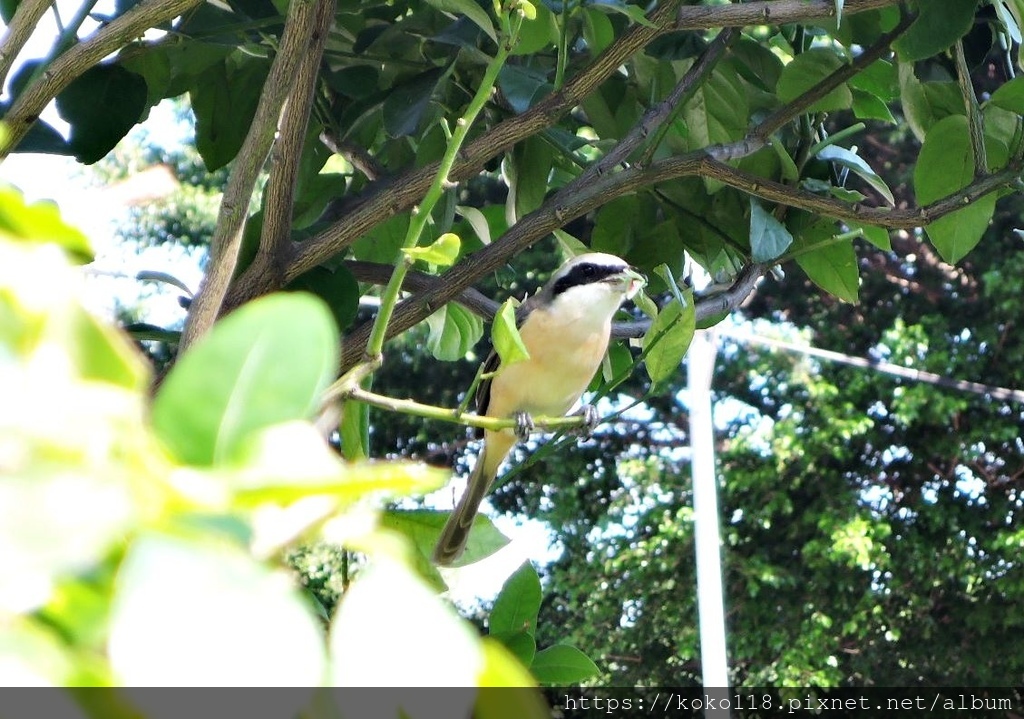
[433,447,496,566]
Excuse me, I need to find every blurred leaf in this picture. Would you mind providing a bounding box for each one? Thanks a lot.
[55,63,148,164]
[491,298,530,367]
[331,558,482,694]
[643,293,695,386]
[230,422,447,504]
[530,644,599,685]
[490,629,536,668]
[476,640,548,715]
[490,562,542,636]
[847,221,892,251]
[588,0,656,27]
[151,293,339,466]
[68,306,149,390]
[426,302,484,361]
[108,534,326,685]
[0,186,93,262]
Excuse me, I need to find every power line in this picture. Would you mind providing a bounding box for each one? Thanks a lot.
[719,329,1024,404]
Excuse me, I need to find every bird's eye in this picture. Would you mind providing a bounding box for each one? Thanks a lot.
[580,264,596,277]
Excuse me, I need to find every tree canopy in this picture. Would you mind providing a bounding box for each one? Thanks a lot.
[3,0,1024,706]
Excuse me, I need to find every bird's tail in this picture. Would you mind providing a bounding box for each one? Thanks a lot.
[433,445,498,567]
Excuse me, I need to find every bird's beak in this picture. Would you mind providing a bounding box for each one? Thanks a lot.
[621,267,646,299]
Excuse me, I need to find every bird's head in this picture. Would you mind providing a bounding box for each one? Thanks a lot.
[548,252,646,302]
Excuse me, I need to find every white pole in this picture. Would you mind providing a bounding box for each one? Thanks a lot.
[687,327,730,715]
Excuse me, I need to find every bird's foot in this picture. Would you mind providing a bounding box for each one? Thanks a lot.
[513,410,535,441]
[572,404,600,437]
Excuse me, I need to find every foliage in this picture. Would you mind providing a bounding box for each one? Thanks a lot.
[0,189,550,712]
[3,0,1024,695]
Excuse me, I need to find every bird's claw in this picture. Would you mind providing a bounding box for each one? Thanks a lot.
[513,410,535,441]
[573,404,600,437]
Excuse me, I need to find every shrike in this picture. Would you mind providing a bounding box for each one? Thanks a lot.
[433,252,645,566]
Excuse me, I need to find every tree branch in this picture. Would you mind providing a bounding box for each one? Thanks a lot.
[178,0,322,350]
[0,0,205,158]
[224,0,900,309]
[0,0,53,90]
[255,0,337,282]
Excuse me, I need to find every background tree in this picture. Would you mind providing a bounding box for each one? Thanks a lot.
[3,0,1024,697]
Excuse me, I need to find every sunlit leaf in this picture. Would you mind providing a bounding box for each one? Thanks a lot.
[151,293,339,466]
[491,298,530,367]
[425,302,484,361]
[490,562,542,636]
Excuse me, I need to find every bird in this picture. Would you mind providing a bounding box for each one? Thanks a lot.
[432,252,645,566]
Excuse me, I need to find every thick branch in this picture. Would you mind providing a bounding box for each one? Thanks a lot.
[0,0,53,90]
[178,0,321,350]
[670,0,897,30]
[0,0,204,158]
[256,0,337,279]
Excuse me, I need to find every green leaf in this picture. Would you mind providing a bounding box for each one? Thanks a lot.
[352,212,409,264]
[490,630,537,668]
[530,644,600,685]
[682,66,749,148]
[68,306,149,390]
[506,136,553,222]
[55,63,148,164]
[776,49,853,113]
[490,562,542,636]
[425,302,484,361]
[491,298,530,367]
[816,145,895,205]
[512,1,554,55]
[190,58,269,170]
[0,186,93,262]
[749,198,793,262]
[848,222,892,251]
[382,66,447,138]
[795,238,859,303]
[498,64,552,114]
[642,294,695,386]
[230,423,447,505]
[851,88,896,123]
[286,265,360,331]
[915,114,993,263]
[588,0,656,27]
[426,0,496,42]
[897,62,964,142]
[381,508,509,567]
[108,534,326,685]
[151,293,339,466]
[894,0,979,62]
[987,75,1024,114]
[403,232,461,267]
